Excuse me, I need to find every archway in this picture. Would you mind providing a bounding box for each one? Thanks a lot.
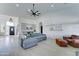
[6,18,15,35]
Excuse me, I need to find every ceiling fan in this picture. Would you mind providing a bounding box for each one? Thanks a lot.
[27,4,41,16]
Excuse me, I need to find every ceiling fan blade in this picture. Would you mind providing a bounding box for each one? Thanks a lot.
[38,13,40,14]
[36,14,39,16]
[26,4,40,17]
[35,11,38,13]
[31,10,34,13]
[26,11,31,15]
[36,13,40,15]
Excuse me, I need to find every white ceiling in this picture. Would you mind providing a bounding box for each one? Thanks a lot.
[0,3,79,17]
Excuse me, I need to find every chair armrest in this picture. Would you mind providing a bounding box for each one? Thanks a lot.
[73,39,79,44]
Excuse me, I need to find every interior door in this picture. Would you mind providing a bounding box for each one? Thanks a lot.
[9,26,15,35]
[41,26,43,34]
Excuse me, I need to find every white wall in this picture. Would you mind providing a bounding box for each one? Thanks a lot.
[17,13,79,39]
[1,12,78,39]
[18,17,37,34]
[19,17,36,24]
[0,15,19,35]
[36,13,79,39]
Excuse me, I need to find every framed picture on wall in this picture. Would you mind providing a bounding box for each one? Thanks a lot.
[50,24,62,31]
[21,23,36,34]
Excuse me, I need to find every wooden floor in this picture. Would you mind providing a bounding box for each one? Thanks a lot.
[0,35,79,56]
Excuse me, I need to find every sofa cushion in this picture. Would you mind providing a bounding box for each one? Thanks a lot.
[31,33,42,37]
[73,39,79,44]
[22,38,38,49]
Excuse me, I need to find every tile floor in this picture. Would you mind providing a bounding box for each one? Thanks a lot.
[0,35,79,56]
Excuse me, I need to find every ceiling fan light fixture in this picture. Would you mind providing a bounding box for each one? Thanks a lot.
[27,4,40,17]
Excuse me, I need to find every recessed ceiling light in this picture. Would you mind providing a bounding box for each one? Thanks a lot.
[51,4,54,7]
[64,3,67,4]
[16,4,19,7]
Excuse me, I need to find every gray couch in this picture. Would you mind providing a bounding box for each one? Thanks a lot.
[31,33,46,42]
[21,33,47,49]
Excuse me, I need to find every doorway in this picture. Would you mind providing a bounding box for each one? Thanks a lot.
[9,26,15,35]
[39,22,43,34]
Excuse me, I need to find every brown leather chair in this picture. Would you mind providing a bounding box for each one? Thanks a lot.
[63,35,79,48]
[56,38,68,47]
[71,35,79,39]
[68,39,79,48]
